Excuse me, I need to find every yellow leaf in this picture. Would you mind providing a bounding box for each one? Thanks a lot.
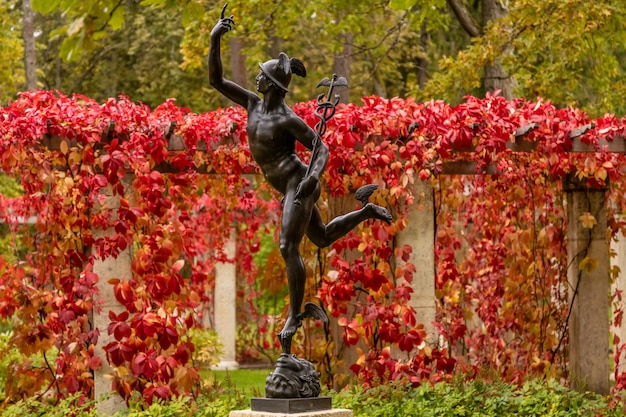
[115,366,130,377]
[579,212,597,229]
[60,139,69,155]
[68,149,82,165]
[537,228,547,244]
[422,345,432,356]
[579,257,598,272]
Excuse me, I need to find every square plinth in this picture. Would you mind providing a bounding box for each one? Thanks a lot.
[229,408,353,417]
[250,397,332,414]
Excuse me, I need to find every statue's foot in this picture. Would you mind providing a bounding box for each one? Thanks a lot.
[278,316,302,341]
[365,203,393,224]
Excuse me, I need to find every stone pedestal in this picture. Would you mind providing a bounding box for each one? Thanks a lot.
[230,409,353,417]
[565,176,609,394]
[214,226,240,370]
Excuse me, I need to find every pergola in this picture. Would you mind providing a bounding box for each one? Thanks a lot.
[2,91,625,413]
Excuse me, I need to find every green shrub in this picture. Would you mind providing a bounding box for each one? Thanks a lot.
[193,390,248,417]
[0,330,18,399]
[3,393,97,417]
[0,173,25,263]
[1,376,623,416]
[188,327,222,369]
[332,379,624,417]
[0,328,60,402]
[0,174,23,198]
[113,395,193,417]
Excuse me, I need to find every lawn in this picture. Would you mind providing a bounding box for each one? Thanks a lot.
[200,368,270,399]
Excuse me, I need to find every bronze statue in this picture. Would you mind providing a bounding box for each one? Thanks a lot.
[209,3,392,398]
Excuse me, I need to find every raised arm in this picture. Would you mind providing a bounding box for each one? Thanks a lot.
[208,4,257,108]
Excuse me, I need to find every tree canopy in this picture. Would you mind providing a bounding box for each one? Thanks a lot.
[0,0,613,116]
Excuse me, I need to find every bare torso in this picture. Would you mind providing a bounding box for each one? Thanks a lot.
[246,99,307,194]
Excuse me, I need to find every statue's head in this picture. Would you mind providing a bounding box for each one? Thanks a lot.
[259,52,306,96]
[264,353,321,398]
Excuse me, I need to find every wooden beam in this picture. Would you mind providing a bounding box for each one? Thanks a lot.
[39,121,626,181]
[152,160,211,174]
[507,123,539,152]
[440,160,497,175]
[571,136,626,153]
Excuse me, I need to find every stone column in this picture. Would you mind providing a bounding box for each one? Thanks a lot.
[565,175,609,394]
[395,180,437,343]
[92,178,132,414]
[213,226,240,370]
[327,194,363,389]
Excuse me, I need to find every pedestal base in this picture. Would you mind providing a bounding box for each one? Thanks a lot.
[229,409,353,417]
[251,397,331,413]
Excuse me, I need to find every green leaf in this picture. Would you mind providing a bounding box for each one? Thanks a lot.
[31,0,61,14]
[181,2,204,28]
[140,0,167,6]
[59,35,80,62]
[389,0,417,10]
[109,6,125,30]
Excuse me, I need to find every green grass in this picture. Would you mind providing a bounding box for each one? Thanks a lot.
[200,368,270,399]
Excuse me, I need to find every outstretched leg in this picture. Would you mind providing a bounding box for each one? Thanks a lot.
[307,197,392,248]
[277,183,391,352]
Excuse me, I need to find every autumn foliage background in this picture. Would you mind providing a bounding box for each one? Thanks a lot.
[1,89,626,403]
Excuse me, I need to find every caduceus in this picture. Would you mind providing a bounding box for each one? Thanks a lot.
[296,74,350,201]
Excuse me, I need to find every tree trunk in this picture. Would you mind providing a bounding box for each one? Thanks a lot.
[230,37,247,88]
[481,0,507,26]
[484,61,513,99]
[447,0,514,99]
[333,33,353,104]
[481,0,513,99]
[372,75,386,98]
[22,0,38,90]
[418,20,429,91]
[270,36,282,61]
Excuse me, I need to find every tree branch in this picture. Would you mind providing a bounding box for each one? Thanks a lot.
[446,0,481,38]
